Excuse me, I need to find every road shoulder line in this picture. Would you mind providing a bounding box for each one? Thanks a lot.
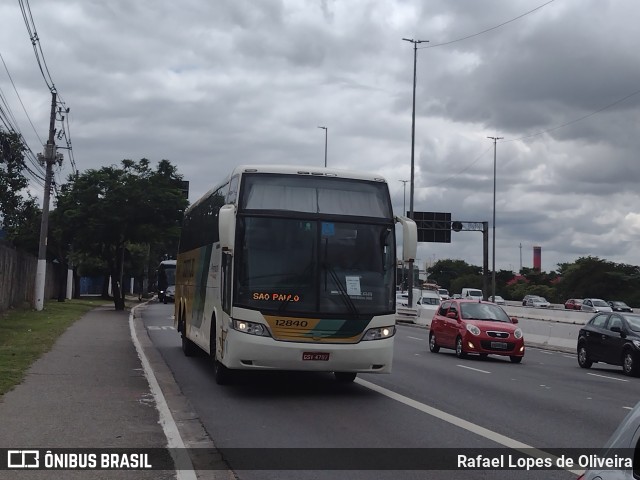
[130,302,235,480]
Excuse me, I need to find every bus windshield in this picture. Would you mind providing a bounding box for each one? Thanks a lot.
[157,261,176,289]
[235,217,395,316]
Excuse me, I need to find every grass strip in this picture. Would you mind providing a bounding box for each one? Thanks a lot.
[0,297,111,396]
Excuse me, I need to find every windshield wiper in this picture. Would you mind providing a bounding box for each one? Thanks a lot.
[323,262,360,317]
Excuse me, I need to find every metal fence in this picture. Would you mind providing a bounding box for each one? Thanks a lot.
[0,243,57,312]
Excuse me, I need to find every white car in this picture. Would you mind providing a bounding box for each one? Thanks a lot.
[416,292,441,308]
[163,284,175,304]
[526,296,550,308]
[396,292,408,307]
[490,295,505,305]
[396,290,440,308]
[437,288,450,300]
[581,298,613,313]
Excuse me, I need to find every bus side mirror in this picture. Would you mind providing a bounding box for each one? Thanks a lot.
[395,215,417,262]
[219,204,236,253]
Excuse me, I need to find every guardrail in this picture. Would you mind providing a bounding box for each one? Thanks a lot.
[502,305,592,324]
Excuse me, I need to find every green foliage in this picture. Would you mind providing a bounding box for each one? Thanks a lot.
[0,298,107,396]
[430,254,640,306]
[6,198,41,256]
[0,129,41,252]
[54,159,189,309]
[428,259,482,291]
[450,273,484,296]
[556,256,640,305]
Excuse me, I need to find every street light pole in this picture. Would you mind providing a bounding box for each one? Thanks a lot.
[399,179,408,290]
[402,37,428,307]
[317,126,327,167]
[488,136,503,302]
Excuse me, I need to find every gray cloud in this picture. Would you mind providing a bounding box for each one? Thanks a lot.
[3,0,640,273]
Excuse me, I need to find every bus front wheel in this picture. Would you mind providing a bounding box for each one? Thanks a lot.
[211,318,232,385]
[214,360,232,385]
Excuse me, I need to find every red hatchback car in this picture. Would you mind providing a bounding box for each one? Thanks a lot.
[429,299,525,363]
[564,298,583,310]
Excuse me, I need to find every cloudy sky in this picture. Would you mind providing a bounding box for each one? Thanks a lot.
[2,0,639,273]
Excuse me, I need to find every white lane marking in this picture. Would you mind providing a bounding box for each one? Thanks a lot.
[355,378,583,475]
[457,364,491,374]
[540,351,554,355]
[623,406,633,410]
[147,325,176,330]
[407,336,423,341]
[587,373,629,383]
[130,305,197,480]
[563,355,574,359]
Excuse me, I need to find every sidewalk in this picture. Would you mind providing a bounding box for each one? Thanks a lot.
[0,304,178,479]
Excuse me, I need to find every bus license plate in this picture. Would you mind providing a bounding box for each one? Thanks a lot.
[302,352,330,361]
[491,342,508,350]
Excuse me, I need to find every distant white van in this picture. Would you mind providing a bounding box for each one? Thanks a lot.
[461,288,483,300]
[437,288,450,300]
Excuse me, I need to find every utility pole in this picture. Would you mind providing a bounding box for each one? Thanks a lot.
[519,242,522,273]
[317,126,327,167]
[402,37,428,307]
[34,91,58,311]
[488,136,503,303]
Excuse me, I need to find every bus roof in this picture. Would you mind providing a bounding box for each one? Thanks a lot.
[231,165,389,184]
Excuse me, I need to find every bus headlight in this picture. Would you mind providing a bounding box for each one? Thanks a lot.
[362,325,396,341]
[231,319,270,337]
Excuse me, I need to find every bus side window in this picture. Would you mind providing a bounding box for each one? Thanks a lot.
[227,175,239,204]
[222,252,232,314]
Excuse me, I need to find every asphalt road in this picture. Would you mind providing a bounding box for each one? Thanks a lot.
[142,303,639,480]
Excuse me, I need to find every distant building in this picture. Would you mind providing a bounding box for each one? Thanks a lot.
[533,246,542,271]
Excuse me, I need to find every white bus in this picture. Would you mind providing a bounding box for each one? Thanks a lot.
[174,165,417,384]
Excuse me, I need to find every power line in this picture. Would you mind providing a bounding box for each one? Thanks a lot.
[505,88,640,143]
[18,0,57,93]
[419,0,555,49]
[15,0,76,186]
[0,51,43,145]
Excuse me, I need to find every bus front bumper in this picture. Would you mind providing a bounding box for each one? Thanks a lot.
[220,328,393,374]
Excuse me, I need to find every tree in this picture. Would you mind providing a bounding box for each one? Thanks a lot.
[0,129,41,252]
[556,256,640,305]
[54,159,188,310]
[428,259,482,291]
[450,273,484,296]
